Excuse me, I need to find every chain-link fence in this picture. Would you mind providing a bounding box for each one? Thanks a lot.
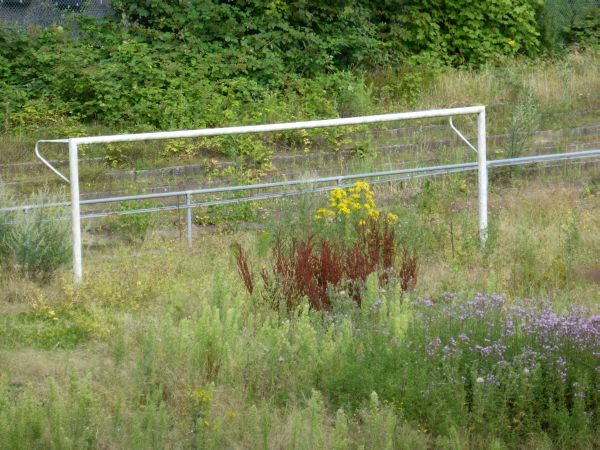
[0,0,597,41]
[0,0,112,28]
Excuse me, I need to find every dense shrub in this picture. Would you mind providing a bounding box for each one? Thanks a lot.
[0,193,70,277]
[538,0,600,49]
[0,0,551,135]
[379,0,542,65]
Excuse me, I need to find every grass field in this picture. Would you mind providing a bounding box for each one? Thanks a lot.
[0,51,599,449]
[1,162,599,449]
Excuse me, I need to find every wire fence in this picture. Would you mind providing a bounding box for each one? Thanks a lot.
[0,0,112,28]
[1,0,598,43]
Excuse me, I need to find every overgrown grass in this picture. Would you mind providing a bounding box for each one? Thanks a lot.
[0,45,598,448]
[0,162,598,449]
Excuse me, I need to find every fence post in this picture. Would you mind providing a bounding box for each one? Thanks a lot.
[477,109,488,245]
[69,139,83,284]
[186,192,193,249]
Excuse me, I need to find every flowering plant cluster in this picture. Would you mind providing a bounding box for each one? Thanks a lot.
[235,182,417,311]
[315,182,398,225]
[189,388,213,435]
[325,293,599,445]
[412,294,599,440]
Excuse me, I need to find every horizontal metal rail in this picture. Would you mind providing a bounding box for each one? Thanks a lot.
[65,107,485,146]
[2,149,598,219]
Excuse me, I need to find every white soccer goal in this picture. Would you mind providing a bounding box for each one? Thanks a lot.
[34,106,488,284]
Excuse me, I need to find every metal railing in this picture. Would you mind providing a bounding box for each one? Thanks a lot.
[3,147,598,215]
[2,145,599,283]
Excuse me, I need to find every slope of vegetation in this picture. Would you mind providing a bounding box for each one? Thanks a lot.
[0,1,599,449]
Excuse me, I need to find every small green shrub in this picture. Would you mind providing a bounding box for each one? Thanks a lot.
[195,201,260,233]
[105,143,146,168]
[0,192,70,278]
[114,200,155,242]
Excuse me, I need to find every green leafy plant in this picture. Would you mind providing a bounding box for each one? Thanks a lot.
[194,200,260,233]
[0,190,70,278]
[114,200,155,242]
[105,143,145,168]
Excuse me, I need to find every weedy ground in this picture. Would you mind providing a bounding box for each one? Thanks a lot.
[0,163,598,449]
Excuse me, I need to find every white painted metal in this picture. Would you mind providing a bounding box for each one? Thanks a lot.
[35,139,70,183]
[70,106,485,146]
[68,139,83,284]
[477,110,488,243]
[186,192,193,248]
[448,117,478,153]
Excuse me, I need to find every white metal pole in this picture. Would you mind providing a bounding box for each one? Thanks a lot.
[477,109,488,244]
[186,192,193,249]
[68,139,83,284]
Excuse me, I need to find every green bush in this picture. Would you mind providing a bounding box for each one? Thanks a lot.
[0,192,70,278]
[386,0,542,66]
[0,0,552,136]
[114,200,155,242]
[538,0,599,49]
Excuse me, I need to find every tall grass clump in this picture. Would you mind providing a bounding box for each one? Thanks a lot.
[0,189,70,277]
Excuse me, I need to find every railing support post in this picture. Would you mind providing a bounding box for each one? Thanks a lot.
[477,109,488,245]
[186,192,193,249]
[69,139,83,284]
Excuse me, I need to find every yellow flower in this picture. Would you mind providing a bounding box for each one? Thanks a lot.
[339,205,351,215]
[191,389,212,404]
[331,188,346,199]
[317,208,335,217]
[387,212,399,222]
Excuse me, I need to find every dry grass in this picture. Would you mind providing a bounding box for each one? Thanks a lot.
[419,49,600,114]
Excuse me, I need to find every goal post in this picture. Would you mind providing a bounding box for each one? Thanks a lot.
[37,106,488,284]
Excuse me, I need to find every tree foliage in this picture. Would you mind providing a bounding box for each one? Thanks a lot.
[0,0,583,133]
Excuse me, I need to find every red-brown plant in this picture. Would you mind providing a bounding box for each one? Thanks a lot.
[235,219,419,310]
[233,243,254,295]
